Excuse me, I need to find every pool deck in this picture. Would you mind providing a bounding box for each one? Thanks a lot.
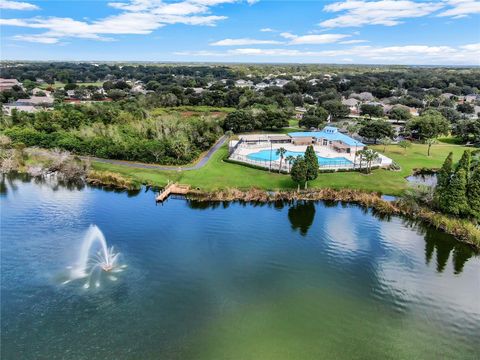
[235,143,357,162]
[230,140,393,172]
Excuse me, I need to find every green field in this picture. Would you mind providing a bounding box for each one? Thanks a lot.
[92,141,472,195]
[39,81,104,89]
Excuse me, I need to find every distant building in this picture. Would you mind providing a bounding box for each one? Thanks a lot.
[131,85,147,94]
[0,78,21,92]
[254,82,269,91]
[16,96,54,106]
[341,98,360,115]
[2,104,38,115]
[289,126,365,154]
[465,94,479,103]
[440,93,456,100]
[272,79,289,87]
[235,79,254,88]
[349,92,375,102]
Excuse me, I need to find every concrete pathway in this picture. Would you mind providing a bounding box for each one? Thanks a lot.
[83,135,228,171]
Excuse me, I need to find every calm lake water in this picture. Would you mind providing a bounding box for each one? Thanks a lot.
[1,174,479,360]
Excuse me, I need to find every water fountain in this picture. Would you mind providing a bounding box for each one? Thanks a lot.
[66,225,124,288]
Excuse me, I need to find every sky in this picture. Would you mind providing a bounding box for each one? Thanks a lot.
[0,0,479,65]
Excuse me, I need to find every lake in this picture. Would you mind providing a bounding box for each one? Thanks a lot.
[1,174,479,360]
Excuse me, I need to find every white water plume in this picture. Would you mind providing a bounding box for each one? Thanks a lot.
[65,225,124,288]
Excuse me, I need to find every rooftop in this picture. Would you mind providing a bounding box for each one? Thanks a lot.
[288,126,365,147]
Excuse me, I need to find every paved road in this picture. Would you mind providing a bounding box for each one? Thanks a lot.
[84,135,228,171]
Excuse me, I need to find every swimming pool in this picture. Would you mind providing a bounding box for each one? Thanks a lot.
[246,150,352,166]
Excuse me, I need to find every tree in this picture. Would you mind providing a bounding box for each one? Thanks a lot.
[291,156,307,191]
[299,106,328,129]
[259,108,289,129]
[405,109,449,141]
[454,119,480,144]
[64,83,77,91]
[276,147,287,173]
[467,167,480,220]
[398,140,411,154]
[358,120,394,144]
[322,100,349,120]
[439,168,468,216]
[457,103,474,114]
[379,137,393,152]
[439,107,461,123]
[222,110,255,133]
[425,138,437,156]
[388,106,412,121]
[360,104,384,119]
[107,89,127,101]
[357,149,379,173]
[436,152,453,191]
[457,150,471,179]
[304,145,319,188]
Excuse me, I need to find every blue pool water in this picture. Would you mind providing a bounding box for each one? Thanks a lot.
[246,150,352,166]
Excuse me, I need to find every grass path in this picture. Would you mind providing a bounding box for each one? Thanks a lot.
[92,141,472,195]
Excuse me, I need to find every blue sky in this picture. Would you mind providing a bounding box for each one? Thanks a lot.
[1,0,479,64]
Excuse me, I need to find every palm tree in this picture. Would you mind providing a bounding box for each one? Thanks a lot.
[358,149,379,174]
[285,155,295,172]
[276,147,287,173]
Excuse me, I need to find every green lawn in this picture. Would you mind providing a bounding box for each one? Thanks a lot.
[92,142,472,195]
[39,81,104,89]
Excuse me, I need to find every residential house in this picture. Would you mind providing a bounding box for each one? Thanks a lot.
[0,78,21,92]
[341,98,360,115]
[272,79,290,87]
[349,92,375,102]
[465,94,479,103]
[16,96,54,106]
[2,104,38,115]
[254,82,269,91]
[235,79,254,88]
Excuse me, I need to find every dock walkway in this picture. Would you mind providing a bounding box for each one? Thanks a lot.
[156,182,190,202]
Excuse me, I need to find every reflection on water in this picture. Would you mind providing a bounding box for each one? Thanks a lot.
[288,201,316,236]
[424,228,474,274]
[406,173,438,187]
[1,175,479,360]
[188,197,474,275]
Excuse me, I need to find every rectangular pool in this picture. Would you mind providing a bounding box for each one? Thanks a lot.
[246,150,352,166]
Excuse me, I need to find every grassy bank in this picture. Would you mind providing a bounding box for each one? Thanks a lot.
[92,142,472,195]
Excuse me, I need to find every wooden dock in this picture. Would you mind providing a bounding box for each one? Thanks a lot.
[156,182,190,202]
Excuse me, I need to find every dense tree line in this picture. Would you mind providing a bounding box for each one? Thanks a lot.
[435,151,480,220]
[222,107,291,133]
[0,102,223,164]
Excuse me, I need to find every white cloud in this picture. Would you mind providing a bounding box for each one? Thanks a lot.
[280,32,350,44]
[437,0,480,18]
[0,0,39,10]
[210,38,282,45]
[260,27,275,32]
[1,0,251,43]
[175,43,480,65]
[320,0,443,28]
[13,34,58,44]
[340,39,369,44]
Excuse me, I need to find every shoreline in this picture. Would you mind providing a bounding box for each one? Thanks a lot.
[5,168,480,250]
[185,187,480,251]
